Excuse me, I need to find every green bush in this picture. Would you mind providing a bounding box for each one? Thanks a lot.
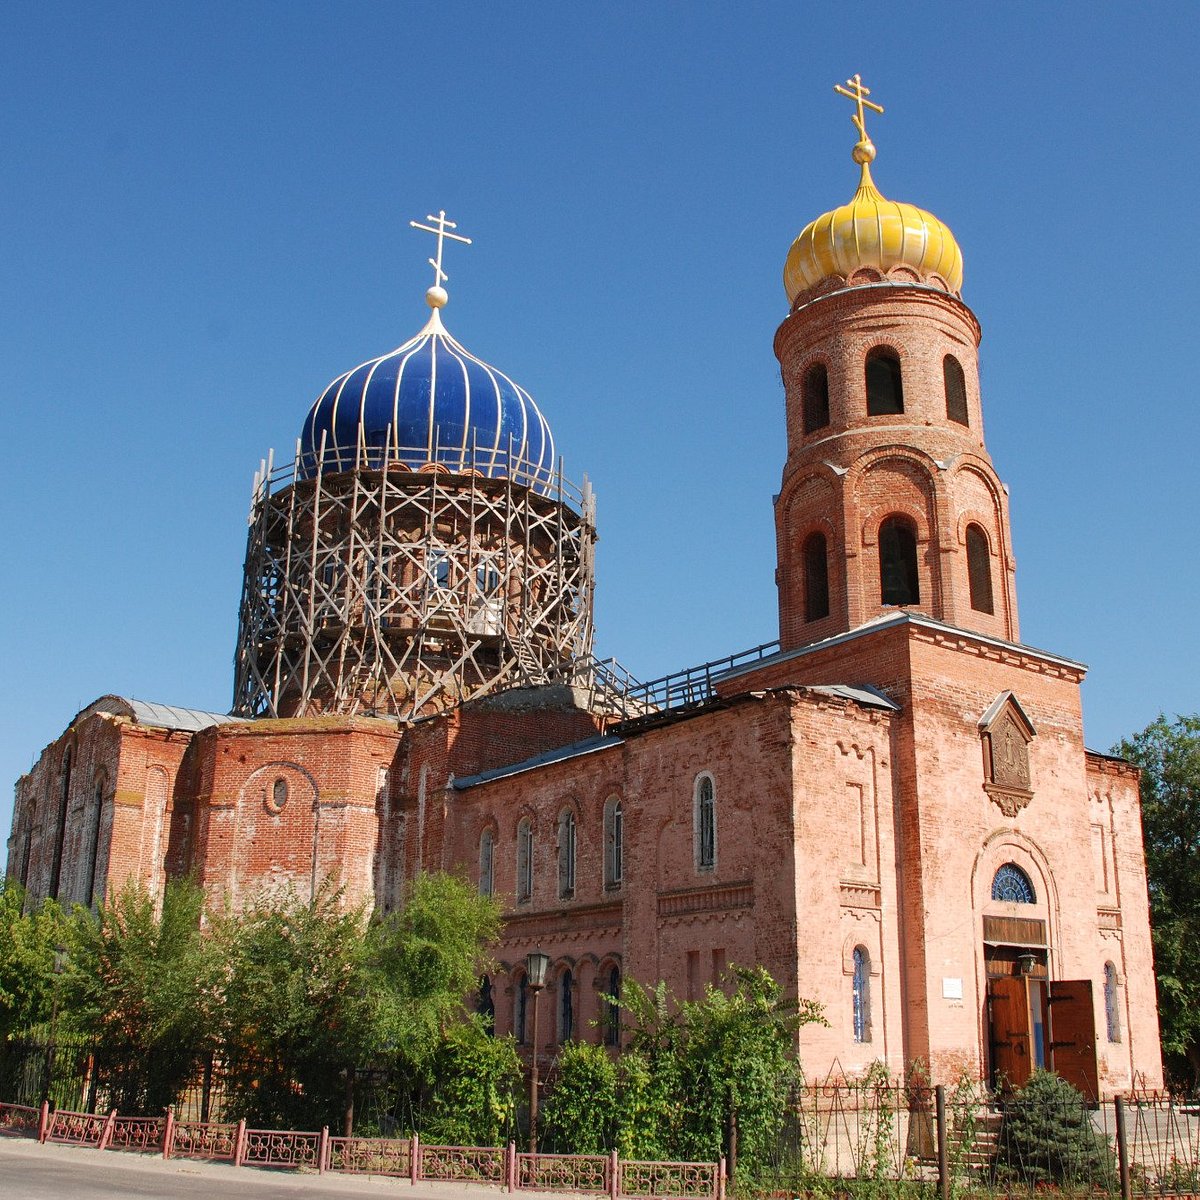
[994,1070,1116,1188]
[541,1040,619,1153]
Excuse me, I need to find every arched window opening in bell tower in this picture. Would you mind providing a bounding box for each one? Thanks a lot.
[803,363,830,433]
[879,518,919,606]
[866,348,904,415]
[944,354,969,425]
[966,524,995,614]
[803,532,830,621]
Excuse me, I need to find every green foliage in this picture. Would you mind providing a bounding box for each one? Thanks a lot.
[1114,713,1200,1087]
[367,871,503,1065]
[416,1019,522,1145]
[541,1040,620,1153]
[994,1070,1115,1188]
[543,966,822,1181]
[0,880,69,1039]
[62,876,215,1113]
[213,872,502,1129]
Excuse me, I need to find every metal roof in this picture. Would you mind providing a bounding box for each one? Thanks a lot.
[453,733,623,791]
[80,695,247,733]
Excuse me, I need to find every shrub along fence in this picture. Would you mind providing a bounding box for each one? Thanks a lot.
[0,1099,724,1199]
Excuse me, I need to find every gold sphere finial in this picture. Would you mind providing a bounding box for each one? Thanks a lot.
[852,139,876,165]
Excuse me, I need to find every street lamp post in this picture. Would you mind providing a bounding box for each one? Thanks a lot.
[525,950,551,1155]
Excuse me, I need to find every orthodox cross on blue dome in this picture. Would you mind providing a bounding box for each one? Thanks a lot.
[409,209,472,309]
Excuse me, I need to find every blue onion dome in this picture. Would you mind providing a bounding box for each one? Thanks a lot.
[299,304,556,495]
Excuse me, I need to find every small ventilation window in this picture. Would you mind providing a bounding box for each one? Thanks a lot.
[944,355,969,425]
[802,363,830,434]
[803,532,830,622]
[966,524,995,614]
[866,349,904,415]
[879,518,919,606]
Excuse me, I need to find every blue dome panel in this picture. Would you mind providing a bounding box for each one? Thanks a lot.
[299,310,557,494]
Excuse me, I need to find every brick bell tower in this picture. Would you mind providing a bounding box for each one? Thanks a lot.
[774,77,1017,651]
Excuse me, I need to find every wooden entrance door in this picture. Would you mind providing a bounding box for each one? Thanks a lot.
[1048,979,1099,1101]
[988,976,1033,1090]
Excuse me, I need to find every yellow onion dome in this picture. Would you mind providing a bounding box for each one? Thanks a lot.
[784,157,963,304]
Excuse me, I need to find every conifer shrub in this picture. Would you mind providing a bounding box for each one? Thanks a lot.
[994,1070,1116,1189]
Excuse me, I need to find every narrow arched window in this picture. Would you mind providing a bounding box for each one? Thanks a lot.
[695,775,716,870]
[604,797,623,889]
[852,946,871,1043]
[559,969,574,1042]
[605,966,621,1047]
[966,524,994,614]
[515,972,528,1043]
[479,829,495,897]
[84,778,104,909]
[1104,963,1121,1042]
[991,862,1036,904]
[557,809,576,899]
[866,348,904,415]
[944,355,969,425]
[48,750,72,901]
[516,819,533,903]
[879,517,920,605]
[479,975,495,1035]
[803,532,830,621]
[803,363,830,434]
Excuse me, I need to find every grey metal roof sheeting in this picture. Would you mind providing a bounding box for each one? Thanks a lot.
[453,733,623,790]
[83,695,247,732]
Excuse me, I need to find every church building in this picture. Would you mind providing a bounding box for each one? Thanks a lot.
[6,80,1163,1096]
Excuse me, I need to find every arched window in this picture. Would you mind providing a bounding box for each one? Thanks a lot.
[803,363,830,434]
[966,524,994,614]
[557,809,577,899]
[604,797,623,889]
[1104,963,1121,1043]
[516,819,533,903]
[514,972,529,1043]
[84,777,105,909]
[803,532,830,622]
[605,965,621,1047]
[879,517,920,605]
[48,750,72,901]
[478,975,495,1035]
[559,969,574,1042]
[944,355,969,425]
[695,775,716,870]
[866,348,904,415]
[479,829,495,897]
[991,862,1036,904]
[852,946,871,1043]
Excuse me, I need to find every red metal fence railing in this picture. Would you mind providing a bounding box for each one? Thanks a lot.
[0,1097,726,1198]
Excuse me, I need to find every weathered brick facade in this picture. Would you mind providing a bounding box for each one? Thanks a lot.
[6,167,1164,1094]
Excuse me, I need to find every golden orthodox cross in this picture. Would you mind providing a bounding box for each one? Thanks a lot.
[409,210,472,288]
[834,74,884,143]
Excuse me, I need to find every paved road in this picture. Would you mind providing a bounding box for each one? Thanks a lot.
[0,1138,559,1200]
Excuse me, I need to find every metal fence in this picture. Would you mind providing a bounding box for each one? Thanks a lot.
[0,1102,725,1198]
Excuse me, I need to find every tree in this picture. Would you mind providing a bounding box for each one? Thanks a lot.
[62,876,216,1113]
[1115,713,1200,1087]
[0,880,69,1040]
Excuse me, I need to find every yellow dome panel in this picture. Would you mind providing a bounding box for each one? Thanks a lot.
[784,165,963,303]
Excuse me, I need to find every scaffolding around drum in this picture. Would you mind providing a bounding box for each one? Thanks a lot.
[232,430,597,721]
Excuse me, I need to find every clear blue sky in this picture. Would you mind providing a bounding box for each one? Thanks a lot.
[2,3,1197,841]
